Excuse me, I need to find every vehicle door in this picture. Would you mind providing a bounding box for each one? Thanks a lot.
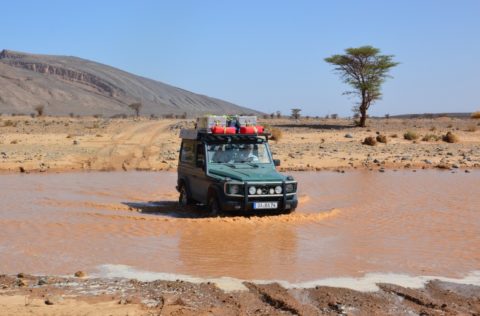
[178,139,196,196]
[189,143,210,203]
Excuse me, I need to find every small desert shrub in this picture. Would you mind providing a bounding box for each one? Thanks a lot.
[447,124,453,128]
[10,140,18,144]
[34,105,45,116]
[111,113,127,119]
[465,125,477,132]
[422,134,440,142]
[270,127,283,142]
[376,135,387,144]
[442,132,459,143]
[362,136,377,146]
[403,131,419,140]
[3,120,15,127]
[390,134,398,138]
[429,126,437,131]
[471,111,480,119]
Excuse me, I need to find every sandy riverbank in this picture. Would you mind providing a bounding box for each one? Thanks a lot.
[1,273,480,315]
[0,116,479,173]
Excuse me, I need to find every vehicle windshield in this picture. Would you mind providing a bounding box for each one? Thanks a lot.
[207,143,272,164]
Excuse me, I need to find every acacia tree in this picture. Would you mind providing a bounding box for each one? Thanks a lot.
[291,108,301,120]
[128,102,142,117]
[325,46,398,127]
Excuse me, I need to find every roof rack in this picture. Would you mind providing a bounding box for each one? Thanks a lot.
[179,129,271,142]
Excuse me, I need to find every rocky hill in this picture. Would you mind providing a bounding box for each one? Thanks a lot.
[0,49,258,117]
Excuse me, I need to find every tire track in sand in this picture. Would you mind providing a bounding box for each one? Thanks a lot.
[88,121,176,171]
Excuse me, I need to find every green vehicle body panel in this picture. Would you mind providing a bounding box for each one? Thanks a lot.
[207,164,285,182]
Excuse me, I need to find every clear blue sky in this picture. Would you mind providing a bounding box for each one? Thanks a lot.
[2,0,479,116]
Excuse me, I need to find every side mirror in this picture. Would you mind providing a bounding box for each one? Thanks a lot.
[273,159,281,167]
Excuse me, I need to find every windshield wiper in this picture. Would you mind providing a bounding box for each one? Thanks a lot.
[224,163,236,168]
[246,162,259,168]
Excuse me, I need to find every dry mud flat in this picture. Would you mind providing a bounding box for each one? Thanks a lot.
[1,274,480,315]
[0,116,479,172]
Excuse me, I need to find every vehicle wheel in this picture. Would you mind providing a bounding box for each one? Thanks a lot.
[208,195,221,217]
[178,183,193,207]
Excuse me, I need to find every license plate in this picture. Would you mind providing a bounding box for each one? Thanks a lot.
[254,202,278,209]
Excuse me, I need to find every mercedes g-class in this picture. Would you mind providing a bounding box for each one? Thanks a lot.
[176,122,298,216]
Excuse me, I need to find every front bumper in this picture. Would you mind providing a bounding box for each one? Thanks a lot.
[219,195,298,213]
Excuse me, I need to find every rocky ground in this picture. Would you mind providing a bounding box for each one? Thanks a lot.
[1,274,479,315]
[0,115,479,173]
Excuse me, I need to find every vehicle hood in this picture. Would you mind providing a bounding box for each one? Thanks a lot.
[208,165,285,182]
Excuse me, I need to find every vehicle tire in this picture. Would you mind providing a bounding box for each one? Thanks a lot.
[208,195,221,217]
[178,183,193,207]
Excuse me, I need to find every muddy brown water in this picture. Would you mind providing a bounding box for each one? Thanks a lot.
[0,170,479,284]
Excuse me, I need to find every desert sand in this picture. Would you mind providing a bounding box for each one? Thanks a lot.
[0,115,479,173]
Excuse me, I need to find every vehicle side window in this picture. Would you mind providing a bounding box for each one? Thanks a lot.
[180,140,195,164]
[196,144,205,165]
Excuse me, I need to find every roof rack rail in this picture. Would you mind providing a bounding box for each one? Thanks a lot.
[179,129,271,142]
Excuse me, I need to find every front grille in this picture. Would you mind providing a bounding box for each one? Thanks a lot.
[248,184,281,196]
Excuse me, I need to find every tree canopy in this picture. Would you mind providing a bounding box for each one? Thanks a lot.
[128,102,142,117]
[325,46,398,127]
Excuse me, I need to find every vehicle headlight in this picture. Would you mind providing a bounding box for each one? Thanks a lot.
[275,185,282,194]
[257,188,263,195]
[248,186,256,195]
[269,188,275,195]
[229,184,240,195]
[285,183,295,193]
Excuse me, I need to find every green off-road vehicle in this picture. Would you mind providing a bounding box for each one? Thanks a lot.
[176,127,298,216]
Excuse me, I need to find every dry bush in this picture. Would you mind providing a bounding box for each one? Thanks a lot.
[429,126,437,131]
[376,135,387,143]
[442,132,459,143]
[270,127,283,142]
[403,131,419,140]
[390,134,398,138]
[362,136,377,146]
[471,111,480,119]
[34,105,45,116]
[2,120,16,127]
[465,125,477,132]
[422,134,440,142]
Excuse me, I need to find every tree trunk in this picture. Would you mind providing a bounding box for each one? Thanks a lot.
[359,90,368,127]
[359,110,367,127]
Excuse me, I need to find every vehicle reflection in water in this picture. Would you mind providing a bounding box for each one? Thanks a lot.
[175,216,298,280]
[0,170,479,282]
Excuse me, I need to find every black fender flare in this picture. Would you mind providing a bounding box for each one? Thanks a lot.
[177,176,192,196]
[207,184,223,203]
